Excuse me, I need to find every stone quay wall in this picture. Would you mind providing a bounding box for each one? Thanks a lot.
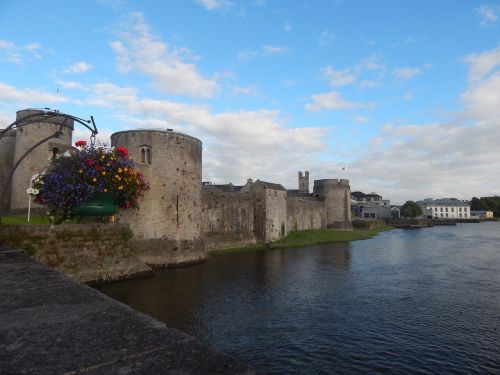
[0,224,151,284]
[0,247,259,374]
[202,189,256,250]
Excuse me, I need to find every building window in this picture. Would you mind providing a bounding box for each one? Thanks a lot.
[51,147,60,160]
[445,207,449,212]
[451,207,455,212]
[441,213,443,218]
[139,145,152,164]
[440,207,443,212]
[459,213,462,218]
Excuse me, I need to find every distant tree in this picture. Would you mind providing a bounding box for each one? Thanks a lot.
[400,201,423,218]
[470,197,487,211]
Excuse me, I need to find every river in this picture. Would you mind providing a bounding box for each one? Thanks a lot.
[97,222,500,374]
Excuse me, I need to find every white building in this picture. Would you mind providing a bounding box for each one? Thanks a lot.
[416,198,470,219]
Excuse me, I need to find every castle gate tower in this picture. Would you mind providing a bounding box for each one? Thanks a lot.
[298,171,309,193]
[10,109,73,214]
[111,130,206,266]
[313,179,352,230]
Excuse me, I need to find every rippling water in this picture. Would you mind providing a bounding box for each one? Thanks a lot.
[97,223,500,374]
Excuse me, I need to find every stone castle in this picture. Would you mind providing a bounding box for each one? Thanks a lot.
[1,109,352,267]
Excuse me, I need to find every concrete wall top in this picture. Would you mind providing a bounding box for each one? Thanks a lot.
[111,129,202,146]
[16,109,75,129]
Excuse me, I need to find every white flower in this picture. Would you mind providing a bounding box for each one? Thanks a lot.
[63,151,71,157]
[26,188,39,195]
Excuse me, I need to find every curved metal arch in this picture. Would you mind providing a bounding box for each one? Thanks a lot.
[0,108,99,224]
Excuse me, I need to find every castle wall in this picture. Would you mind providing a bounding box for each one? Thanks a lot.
[111,130,206,267]
[313,179,353,230]
[264,189,288,242]
[10,110,73,214]
[0,224,151,284]
[201,189,256,250]
[287,196,325,232]
[0,129,16,214]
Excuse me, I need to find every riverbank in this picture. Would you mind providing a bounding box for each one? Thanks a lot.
[209,226,393,256]
[0,245,259,374]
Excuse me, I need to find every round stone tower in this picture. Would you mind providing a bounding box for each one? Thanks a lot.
[10,110,73,214]
[111,129,206,267]
[313,179,352,230]
[0,129,17,214]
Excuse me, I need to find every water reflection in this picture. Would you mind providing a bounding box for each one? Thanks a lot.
[97,223,500,374]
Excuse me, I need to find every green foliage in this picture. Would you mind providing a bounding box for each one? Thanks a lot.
[209,227,393,256]
[470,197,487,211]
[471,196,500,217]
[400,201,423,218]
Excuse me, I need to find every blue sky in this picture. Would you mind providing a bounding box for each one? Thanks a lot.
[1,0,500,204]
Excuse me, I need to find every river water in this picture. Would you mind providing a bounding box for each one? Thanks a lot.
[97,223,500,374]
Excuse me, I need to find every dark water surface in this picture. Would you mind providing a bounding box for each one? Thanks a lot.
[97,223,500,374]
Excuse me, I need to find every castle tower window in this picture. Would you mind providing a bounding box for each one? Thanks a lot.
[51,147,60,160]
[139,145,152,164]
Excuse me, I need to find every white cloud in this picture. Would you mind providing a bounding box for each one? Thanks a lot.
[263,45,289,55]
[0,82,69,105]
[61,80,328,187]
[318,30,335,46]
[403,90,414,100]
[237,50,258,62]
[353,115,370,124]
[64,61,93,74]
[111,12,219,98]
[322,45,500,204]
[197,0,231,10]
[392,66,422,82]
[475,5,498,26]
[464,45,500,82]
[231,85,258,96]
[461,72,500,121]
[322,66,357,87]
[359,80,381,88]
[318,55,385,89]
[0,39,43,63]
[305,91,373,112]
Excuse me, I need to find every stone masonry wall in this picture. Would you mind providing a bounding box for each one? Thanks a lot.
[10,110,73,214]
[202,189,256,250]
[0,224,151,284]
[111,130,206,267]
[0,129,16,214]
[264,189,288,242]
[287,196,325,232]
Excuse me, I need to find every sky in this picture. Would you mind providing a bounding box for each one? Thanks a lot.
[1,0,500,204]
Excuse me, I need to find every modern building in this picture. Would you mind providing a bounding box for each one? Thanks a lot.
[470,210,494,219]
[351,191,392,219]
[416,198,471,219]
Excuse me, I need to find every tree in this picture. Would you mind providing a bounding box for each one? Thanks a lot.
[470,197,487,211]
[400,201,423,218]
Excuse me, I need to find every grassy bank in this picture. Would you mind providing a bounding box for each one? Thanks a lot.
[209,226,393,256]
[1,215,51,225]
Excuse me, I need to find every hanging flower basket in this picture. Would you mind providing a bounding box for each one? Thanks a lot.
[71,192,117,216]
[32,143,149,224]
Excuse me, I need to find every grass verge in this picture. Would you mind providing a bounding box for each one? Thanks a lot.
[0,215,83,225]
[1,215,51,225]
[209,226,393,256]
